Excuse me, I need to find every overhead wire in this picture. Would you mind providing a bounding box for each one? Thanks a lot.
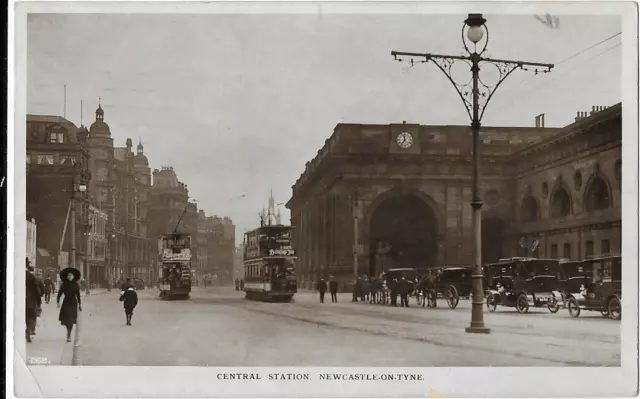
[490,31,622,107]
[490,39,621,115]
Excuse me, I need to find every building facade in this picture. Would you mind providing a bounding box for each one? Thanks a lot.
[286,104,622,289]
[26,115,92,278]
[82,105,154,285]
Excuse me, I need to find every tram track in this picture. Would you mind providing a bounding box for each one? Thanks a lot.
[189,294,619,367]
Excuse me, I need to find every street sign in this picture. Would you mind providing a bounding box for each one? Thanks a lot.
[352,244,364,255]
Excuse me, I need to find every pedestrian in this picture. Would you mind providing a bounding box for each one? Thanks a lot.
[390,277,399,307]
[25,259,41,343]
[43,274,54,304]
[120,286,139,326]
[400,276,410,307]
[57,267,82,342]
[329,276,338,303]
[317,277,327,303]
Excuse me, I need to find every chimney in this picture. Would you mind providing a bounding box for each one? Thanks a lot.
[589,105,608,116]
[575,111,589,122]
[535,113,545,128]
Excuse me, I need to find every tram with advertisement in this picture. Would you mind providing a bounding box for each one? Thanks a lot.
[243,223,297,302]
[158,232,192,300]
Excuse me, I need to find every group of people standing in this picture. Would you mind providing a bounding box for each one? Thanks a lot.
[313,270,442,309]
[316,276,339,303]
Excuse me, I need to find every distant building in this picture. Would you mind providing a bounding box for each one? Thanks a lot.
[233,243,244,279]
[287,104,621,288]
[149,166,196,281]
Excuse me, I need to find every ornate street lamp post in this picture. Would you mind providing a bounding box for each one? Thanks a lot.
[391,14,554,334]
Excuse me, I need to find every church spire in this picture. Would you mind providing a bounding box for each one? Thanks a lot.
[137,137,144,155]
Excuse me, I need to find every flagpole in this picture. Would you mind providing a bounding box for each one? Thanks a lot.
[63,85,67,118]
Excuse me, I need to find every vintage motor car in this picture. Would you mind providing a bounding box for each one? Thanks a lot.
[563,255,621,320]
[485,257,564,313]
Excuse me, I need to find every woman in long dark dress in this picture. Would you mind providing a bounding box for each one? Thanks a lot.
[57,268,82,342]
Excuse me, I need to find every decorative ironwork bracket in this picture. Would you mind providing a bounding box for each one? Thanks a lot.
[391,51,553,123]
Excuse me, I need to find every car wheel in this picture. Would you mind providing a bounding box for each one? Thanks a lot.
[567,297,580,318]
[516,294,529,314]
[486,294,497,312]
[608,297,621,320]
[447,285,459,309]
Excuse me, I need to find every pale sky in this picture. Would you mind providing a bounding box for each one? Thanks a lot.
[26,13,621,244]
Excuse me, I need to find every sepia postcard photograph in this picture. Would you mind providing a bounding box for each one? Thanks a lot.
[8,0,639,397]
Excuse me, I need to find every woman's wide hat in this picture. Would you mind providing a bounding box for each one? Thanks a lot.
[59,267,81,281]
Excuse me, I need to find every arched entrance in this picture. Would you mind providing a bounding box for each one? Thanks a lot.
[482,217,507,263]
[368,194,439,276]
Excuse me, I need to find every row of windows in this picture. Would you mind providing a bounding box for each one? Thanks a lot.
[549,239,612,260]
[27,153,76,165]
[521,175,613,222]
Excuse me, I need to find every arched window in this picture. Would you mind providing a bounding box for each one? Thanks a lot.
[520,196,539,222]
[584,176,611,212]
[550,187,571,218]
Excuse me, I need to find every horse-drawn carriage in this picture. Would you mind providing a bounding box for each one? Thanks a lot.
[414,266,469,309]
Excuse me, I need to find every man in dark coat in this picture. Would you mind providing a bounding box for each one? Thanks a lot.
[120,287,139,326]
[43,274,54,304]
[317,277,327,303]
[329,276,338,303]
[25,260,41,342]
[400,276,410,307]
[390,278,399,307]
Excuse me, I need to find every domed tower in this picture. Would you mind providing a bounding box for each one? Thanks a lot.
[133,138,151,186]
[86,101,115,208]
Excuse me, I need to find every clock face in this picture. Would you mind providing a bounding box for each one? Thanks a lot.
[396,132,414,149]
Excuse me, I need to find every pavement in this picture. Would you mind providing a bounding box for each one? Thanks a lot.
[24,289,110,365]
[62,286,620,367]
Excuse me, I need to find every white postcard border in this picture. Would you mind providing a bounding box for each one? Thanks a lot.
[8,1,639,398]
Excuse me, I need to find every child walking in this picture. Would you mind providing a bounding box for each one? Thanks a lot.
[119,287,138,326]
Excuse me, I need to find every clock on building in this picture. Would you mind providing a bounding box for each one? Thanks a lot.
[396,132,414,149]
